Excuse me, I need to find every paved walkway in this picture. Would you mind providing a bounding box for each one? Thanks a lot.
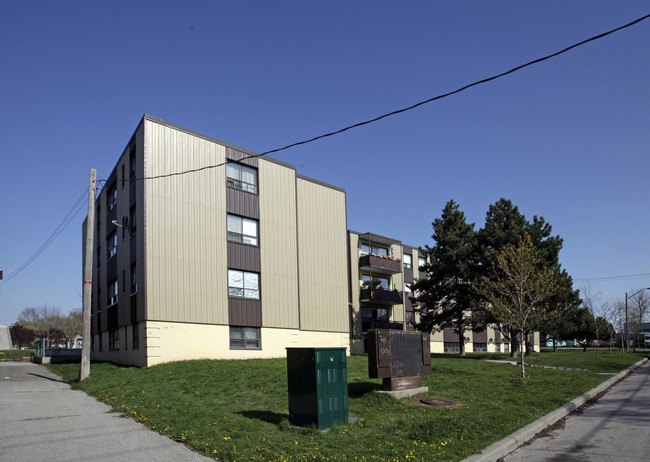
[0,361,211,462]
[503,360,650,461]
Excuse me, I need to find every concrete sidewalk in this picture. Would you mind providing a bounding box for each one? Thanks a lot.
[0,362,211,462]
[463,357,649,462]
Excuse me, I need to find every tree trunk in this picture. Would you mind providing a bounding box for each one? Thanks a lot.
[458,329,466,357]
[520,339,526,379]
[510,335,518,358]
[552,338,557,352]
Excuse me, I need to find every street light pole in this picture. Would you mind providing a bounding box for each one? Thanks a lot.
[625,288,650,353]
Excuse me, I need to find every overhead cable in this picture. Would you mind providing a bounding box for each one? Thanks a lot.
[0,188,89,285]
[110,12,650,182]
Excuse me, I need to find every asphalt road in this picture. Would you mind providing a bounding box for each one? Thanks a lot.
[0,361,211,462]
[502,360,650,462]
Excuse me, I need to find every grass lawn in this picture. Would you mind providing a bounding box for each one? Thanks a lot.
[47,350,646,461]
[0,349,32,361]
[461,348,646,373]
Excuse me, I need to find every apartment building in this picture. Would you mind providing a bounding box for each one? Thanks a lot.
[84,116,535,366]
[347,232,421,355]
[86,116,349,366]
[346,231,529,355]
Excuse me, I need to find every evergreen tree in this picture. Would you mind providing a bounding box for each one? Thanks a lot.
[476,198,580,355]
[411,200,479,356]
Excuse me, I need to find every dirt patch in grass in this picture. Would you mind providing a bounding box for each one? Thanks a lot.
[407,396,465,408]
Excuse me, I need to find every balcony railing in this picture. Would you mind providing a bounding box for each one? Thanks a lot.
[362,319,404,333]
[359,254,402,274]
[360,288,403,305]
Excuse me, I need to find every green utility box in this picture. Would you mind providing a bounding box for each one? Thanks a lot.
[286,347,348,430]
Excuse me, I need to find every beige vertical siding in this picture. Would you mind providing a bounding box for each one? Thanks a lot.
[348,232,361,342]
[143,119,228,324]
[392,245,405,323]
[258,159,300,329]
[296,178,348,333]
[348,232,360,310]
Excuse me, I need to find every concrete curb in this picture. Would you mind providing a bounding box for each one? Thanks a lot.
[462,357,649,462]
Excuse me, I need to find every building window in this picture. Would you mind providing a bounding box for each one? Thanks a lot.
[132,324,139,349]
[405,282,413,297]
[107,232,117,260]
[107,184,117,212]
[418,257,426,270]
[403,253,412,269]
[503,343,510,353]
[473,343,487,353]
[109,329,120,350]
[129,146,136,178]
[130,263,137,295]
[228,270,260,299]
[360,243,388,257]
[227,214,258,245]
[495,342,501,353]
[361,274,389,289]
[405,311,414,326]
[129,206,136,237]
[108,280,118,306]
[230,326,261,349]
[226,162,258,194]
[444,342,460,353]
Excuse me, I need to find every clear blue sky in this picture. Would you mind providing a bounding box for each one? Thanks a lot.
[1,1,649,326]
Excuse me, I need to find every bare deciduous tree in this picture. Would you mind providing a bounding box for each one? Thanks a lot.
[628,290,650,351]
[475,234,559,379]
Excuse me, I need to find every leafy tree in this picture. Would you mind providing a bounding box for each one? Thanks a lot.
[539,303,582,351]
[17,305,63,332]
[62,308,82,348]
[16,305,81,348]
[35,328,67,347]
[411,200,479,356]
[475,234,559,378]
[9,324,36,349]
[572,307,611,352]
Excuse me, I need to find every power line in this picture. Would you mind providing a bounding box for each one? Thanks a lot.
[105,12,650,183]
[575,272,650,283]
[0,188,89,285]
[8,14,648,282]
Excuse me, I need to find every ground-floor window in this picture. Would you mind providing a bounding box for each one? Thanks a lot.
[444,342,460,353]
[495,342,501,353]
[473,343,487,352]
[504,343,510,353]
[230,326,261,350]
[109,329,120,351]
[132,323,139,349]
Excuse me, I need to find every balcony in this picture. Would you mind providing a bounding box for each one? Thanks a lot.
[360,288,403,305]
[359,254,402,274]
[362,319,404,333]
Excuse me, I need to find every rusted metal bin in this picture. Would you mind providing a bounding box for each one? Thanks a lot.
[286,347,348,430]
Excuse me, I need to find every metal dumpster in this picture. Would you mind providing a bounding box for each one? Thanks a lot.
[286,347,348,430]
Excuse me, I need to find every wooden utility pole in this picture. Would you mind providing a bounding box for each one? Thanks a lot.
[79,168,96,382]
